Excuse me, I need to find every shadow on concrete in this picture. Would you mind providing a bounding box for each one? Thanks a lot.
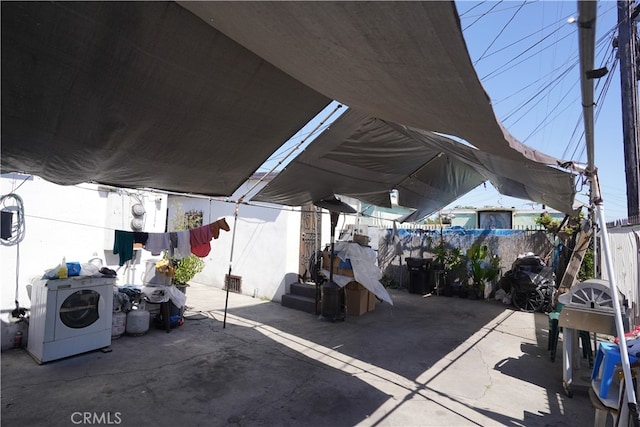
[2,303,390,426]
[1,287,595,427]
[226,290,508,382]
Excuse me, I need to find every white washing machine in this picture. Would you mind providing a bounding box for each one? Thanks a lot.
[27,276,115,364]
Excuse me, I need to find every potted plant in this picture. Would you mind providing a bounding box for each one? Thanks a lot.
[157,252,204,326]
[447,247,466,284]
[466,243,500,299]
[433,241,448,271]
[432,242,468,296]
[166,201,206,291]
[447,247,469,297]
[171,254,205,290]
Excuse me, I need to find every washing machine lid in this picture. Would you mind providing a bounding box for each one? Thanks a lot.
[43,276,116,290]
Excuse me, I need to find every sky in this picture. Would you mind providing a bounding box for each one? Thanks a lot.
[257,1,633,223]
[451,0,629,222]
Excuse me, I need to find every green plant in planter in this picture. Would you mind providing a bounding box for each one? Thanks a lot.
[432,242,468,288]
[172,254,205,287]
[447,247,467,285]
[166,201,206,288]
[466,243,500,298]
[433,241,448,269]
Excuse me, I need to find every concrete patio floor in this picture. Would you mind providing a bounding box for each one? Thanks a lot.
[1,283,596,426]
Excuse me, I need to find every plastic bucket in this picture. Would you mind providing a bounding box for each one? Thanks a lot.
[142,259,172,286]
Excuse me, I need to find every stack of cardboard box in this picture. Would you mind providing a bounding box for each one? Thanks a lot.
[346,281,375,316]
[322,250,354,277]
[322,248,376,316]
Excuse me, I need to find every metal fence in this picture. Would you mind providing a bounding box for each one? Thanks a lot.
[378,228,555,291]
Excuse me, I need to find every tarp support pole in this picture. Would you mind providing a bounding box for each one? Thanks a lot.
[577,1,638,420]
[593,173,639,424]
[223,202,240,328]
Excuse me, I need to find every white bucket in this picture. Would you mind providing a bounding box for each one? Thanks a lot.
[126,308,150,336]
[111,311,127,339]
[142,259,172,286]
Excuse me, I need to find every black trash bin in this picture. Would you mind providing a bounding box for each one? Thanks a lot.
[424,258,435,293]
[321,281,345,322]
[406,258,428,294]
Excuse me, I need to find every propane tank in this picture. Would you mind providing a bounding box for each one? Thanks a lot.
[111,311,127,339]
[126,307,150,336]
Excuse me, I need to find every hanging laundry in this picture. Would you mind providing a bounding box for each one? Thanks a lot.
[168,232,178,258]
[133,231,149,245]
[145,232,171,256]
[190,224,213,257]
[174,230,191,259]
[113,230,134,266]
[210,217,230,239]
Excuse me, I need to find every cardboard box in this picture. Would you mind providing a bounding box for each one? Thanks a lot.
[347,288,368,316]
[346,281,375,314]
[352,234,370,246]
[346,281,365,290]
[322,251,354,277]
[367,291,376,312]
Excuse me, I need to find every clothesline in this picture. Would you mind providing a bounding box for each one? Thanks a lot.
[113,217,231,266]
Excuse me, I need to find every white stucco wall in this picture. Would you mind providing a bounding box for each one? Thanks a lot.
[0,175,167,350]
[165,190,371,302]
[167,188,302,303]
[0,174,375,350]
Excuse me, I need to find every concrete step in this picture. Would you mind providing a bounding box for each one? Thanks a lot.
[289,282,318,299]
[281,294,316,314]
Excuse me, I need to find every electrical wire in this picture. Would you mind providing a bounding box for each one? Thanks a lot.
[501,59,578,123]
[1,193,26,318]
[480,3,617,83]
[457,1,486,19]
[466,1,619,168]
[562,30,620,161]
[9,174,31,194]
[474,1,528,65]
[462,0,504,32]
[481,29,575,82]
[475,10,574,64]
[0,193,25,246]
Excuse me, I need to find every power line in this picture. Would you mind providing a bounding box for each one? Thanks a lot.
[462,1,504,32]
[476,11,576,63]
[474,1,529,65]
[481,29,575,82]
[462,1,620,165]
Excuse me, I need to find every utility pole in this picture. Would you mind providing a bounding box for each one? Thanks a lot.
[618,0,640,220]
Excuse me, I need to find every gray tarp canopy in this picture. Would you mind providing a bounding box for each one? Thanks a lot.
[2,1,577,216]
[1,1,329,196]
[252,109,578,220]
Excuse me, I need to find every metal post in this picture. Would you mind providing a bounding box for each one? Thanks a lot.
[223,203,240,329]
[593,174,639,425]
[618,0,640,218]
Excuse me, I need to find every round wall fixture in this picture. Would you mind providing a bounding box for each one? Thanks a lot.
[131,217,144,231]
[131,203,146,216]
[130,202,146,231]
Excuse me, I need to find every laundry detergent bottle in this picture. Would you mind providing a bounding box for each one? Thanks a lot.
[58,257,68,279]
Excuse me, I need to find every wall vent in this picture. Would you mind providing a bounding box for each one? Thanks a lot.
[225,274,242,294]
